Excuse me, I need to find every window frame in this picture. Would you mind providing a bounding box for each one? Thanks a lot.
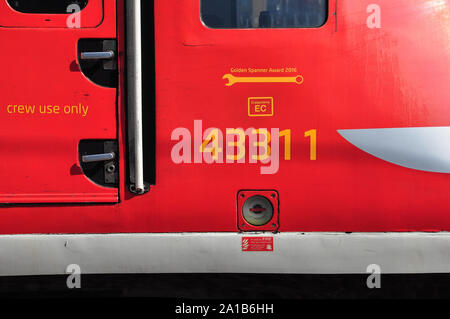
[6,0,89,14]
[200,0,329,30]
[0,0,103,28]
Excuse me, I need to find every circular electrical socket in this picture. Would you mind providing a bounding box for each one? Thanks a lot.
[242,195,274,226]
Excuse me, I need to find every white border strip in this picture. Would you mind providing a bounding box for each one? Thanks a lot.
[1,233,450,276]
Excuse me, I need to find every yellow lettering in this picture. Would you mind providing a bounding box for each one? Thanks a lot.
[82,105,88,117]
[27,105,35,114]
[252,129,271,161]
[201,129,222,160]
[279,129,291,160]
[305,129,317,161]
[226,128,245,161]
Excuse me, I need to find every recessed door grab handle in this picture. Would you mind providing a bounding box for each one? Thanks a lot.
[80,51,115,60]
[82,152,115,163]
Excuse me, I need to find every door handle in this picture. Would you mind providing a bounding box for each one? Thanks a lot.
[82,152,115,163]
[80,50,115,60]
[127,0,147,194]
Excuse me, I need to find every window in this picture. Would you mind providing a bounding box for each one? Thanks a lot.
[201,0,327,29]
[7,0,89,14]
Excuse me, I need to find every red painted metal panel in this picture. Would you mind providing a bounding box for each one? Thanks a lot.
[0,0,117,204]
[0,0,450,235]
[148,0,450,233]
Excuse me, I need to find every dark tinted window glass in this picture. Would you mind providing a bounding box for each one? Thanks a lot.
[201,0,327,29]
[7,0,88,14]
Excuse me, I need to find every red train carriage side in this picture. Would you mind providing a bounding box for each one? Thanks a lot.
[0,0,449,276]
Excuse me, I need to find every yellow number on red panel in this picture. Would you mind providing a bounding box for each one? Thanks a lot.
[279,129,291,160]
[304,129,317,161]
[252,129,271,161]
[226,128,245,161]
[201,129,222,160]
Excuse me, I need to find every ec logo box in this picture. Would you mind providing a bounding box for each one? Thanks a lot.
[248,97,274,117]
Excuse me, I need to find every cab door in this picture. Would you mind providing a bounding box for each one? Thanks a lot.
[0,0,119,204]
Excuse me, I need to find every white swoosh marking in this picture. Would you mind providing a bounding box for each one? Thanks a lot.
[338,127,450,173]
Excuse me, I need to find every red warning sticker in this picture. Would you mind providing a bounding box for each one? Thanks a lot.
[242,237,274,252]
